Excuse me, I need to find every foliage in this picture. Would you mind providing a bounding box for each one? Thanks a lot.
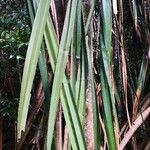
[0,0,150,149]
[0,0,30,119]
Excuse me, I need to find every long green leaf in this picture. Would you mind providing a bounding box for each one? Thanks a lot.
[99,0,117,149]
[44,13,80,150]
[17,0,52,139]
[26,0,83,148]
[46,1,86,149]
[27,0,50,115]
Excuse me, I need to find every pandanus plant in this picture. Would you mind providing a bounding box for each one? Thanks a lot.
[17,0,150,149]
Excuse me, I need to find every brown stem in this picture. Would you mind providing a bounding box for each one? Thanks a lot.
[120,106,150,150]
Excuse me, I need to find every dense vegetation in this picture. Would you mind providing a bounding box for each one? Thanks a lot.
[0,0,150,149]
[0,0,30,119]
